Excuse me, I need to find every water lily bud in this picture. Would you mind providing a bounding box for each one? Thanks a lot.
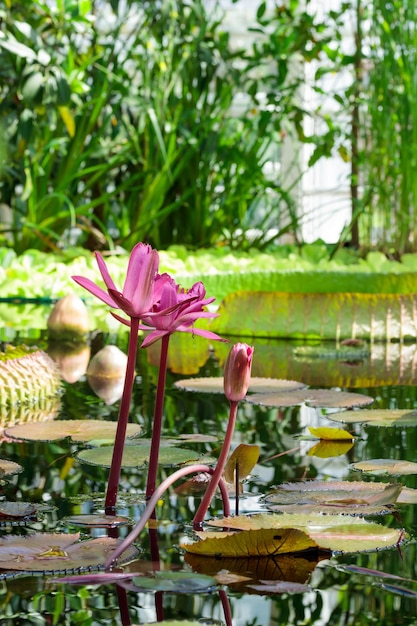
[47,294,90,339]
[87,345,128,405]
[223,343,254,402]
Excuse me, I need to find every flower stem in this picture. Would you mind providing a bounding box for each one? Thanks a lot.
[105,316,139,513]
[193,400,238,527]
[105,464,230,569]
[145,334,170,500]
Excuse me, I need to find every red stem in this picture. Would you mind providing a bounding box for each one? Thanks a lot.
[193,400,238,527]
[145,334,170,499]
[105,463,230,569]
[105,317,139,513]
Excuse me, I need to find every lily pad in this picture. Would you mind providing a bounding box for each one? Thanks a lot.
[327,409,417,427]
[351,459,417,475]
[0,459,23,477]
[198,513,405,554]
[127,571,218,593]
[174,377,306,395]
[63,515,130,528]
[307,440,355,459]
[264,481,402,515]
[246,389,373,409]
[224,444,260,484]
[0,502,37,520]
[5,420,142,443]
[77,444,215,468]
[308,426,354,441]
[0,533,138,572]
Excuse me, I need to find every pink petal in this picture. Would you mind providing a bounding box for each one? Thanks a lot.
[95,253,118,292]
[140,330,170,349]
[176,326,228,342]
[110,312,132,326]
[123,245,159,315]
[72,276,118,308]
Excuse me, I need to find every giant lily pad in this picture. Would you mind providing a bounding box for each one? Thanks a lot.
[246,389,373,409]
[77,443,215,468]
[125,571,218,594]
[328,409,417,427]
[191,513,405,554]
[0,533,138,572]
[174,377,306,395]
[5,420,141,443]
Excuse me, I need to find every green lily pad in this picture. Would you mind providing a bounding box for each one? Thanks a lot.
[351,459,417,475]
[328,409,417,427]
[174,377,306,395]
[77,444,215,468]
[246,389,373,409]
[5,420,142,443]
[129,571,217,593]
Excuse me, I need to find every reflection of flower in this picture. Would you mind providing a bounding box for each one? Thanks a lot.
[72,243,161,318]
[0,533,137,571]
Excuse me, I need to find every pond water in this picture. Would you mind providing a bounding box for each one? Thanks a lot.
[1,330,417,626]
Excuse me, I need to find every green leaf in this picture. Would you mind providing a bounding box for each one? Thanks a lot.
[5,420,141,443]
[131,571,217,593]
[77,444,215,468]
[0,35,37,60]
[224,444,260,483]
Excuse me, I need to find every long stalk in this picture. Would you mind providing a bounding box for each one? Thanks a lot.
[105,464,230,569]
[145,334,170,499]
[193,400,238,527]
[105,316,140,513]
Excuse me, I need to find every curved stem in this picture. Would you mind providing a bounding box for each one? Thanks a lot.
[193,400,238,527]
[105,464,230,569]
[145,334,170,499]
[105,317,139,513]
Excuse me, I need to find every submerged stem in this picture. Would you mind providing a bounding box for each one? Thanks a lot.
[145,334,170,500]
[193,400,238,527]
[105,464,230,569]
[105,317,139,513]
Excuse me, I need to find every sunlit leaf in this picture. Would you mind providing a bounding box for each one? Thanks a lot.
[77,444,214,468]
[5,420,141,443]
[128,571,217,593]
[351,459,417,475]
[0,533,138,572]
[224,444,260,483]
[308,426,354,441]
[328,408,417,427]
[58,106,75,137]
[182,527,317,557]
[246,389,373,409]
[204,513,404,553]
[307,440,354,458]
[174,376,305,395]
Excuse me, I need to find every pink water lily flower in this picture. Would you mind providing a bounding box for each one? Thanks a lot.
[114,278,225,347]
[72,243,160,318]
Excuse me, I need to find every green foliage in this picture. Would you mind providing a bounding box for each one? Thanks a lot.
[0,0,353,252]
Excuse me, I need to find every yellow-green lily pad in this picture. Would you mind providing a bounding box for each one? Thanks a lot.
[77,444,215,468]
[5,420,142,443]
[328,409,417,427]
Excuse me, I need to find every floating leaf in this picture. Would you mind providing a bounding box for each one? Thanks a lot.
[224,444,260,484]
[351,459,417,475]
[63,515,130,528]
[0,459,22,477]
[0,502,37,520]
[77,444,214,468]
[174,376,306,395]
[247,580,311,594]
[308,426,354,441]
[5,420,141,443]
[203,513,404,554]
[246,389,373,409]
[307,440,354,459]
[0,533,137,572]
[182,527,317,558]
[328,409,417,427]
[127,571,217,593]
